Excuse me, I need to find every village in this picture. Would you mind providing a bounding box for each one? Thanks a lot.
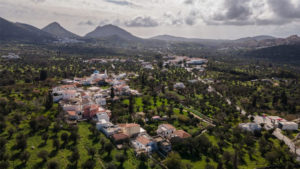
[51,69,192,157]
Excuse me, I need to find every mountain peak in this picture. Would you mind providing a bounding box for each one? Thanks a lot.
[42,22,79,39]
[85,24,139,40]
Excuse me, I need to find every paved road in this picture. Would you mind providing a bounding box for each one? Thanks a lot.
[273,128,300,156]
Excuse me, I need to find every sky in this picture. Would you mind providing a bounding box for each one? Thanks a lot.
[0,0,300,39]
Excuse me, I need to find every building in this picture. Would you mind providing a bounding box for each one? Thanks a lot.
[173,130,191,139]
[119,123,141,137]
[62,90,78,100]
[154,136,171,154]
[279,122,298,130]
[174,82,186,89]
[157,124,176,138]
[96,98,106,106]
[67,111,79,120]
[131,134,157,154]
[83,104,99,118]
[239,123,262,132]
[95,112,110,122]
[112,133,129,144]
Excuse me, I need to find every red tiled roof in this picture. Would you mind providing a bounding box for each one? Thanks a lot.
[119,123,140,128]
[67,111,76,116]
[136,135,151,145]
[112,133,129,141]
[162,124,176,130]
[174,130,191,139]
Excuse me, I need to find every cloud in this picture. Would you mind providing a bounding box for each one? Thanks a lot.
[211,0,252,22]
[185,10,198,25]
[125,16,159,27]
[31,0,46,3]
[99,19,121,26]
[267,0,300,19]
[163,12,184,25]
[78,20,95,26]
[103,0,136,6]
[197,0,299,26]
[184,0,194,5]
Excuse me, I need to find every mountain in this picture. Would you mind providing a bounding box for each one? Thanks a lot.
[0,17,56,42]
[235,35,275,43]
[42,22,80,39]
[85,24,140,41]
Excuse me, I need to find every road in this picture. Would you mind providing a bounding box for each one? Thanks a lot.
[273,128,300,157]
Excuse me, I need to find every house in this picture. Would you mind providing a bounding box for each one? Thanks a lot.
[152,116,161,121]
[119,123,141,137]
[62,90,78,100]
[95,112,110,122]
[239,123,262,132]
[52,84,76,93]
[83,104,99,118]
[186,59,208,65]
[173,130,191,139]
[174,82,185,89]
[267,116,287,128]
[157,124,176,138]
[62,103,81,112]
[67,111,79,120]
[96,120,121,137]
[112,133,129,144]
[279,122,298,130]
[131,134,157,154]
[154,136,171,154]
[96,98,106,106]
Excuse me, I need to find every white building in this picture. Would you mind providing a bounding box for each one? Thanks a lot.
[96,98,106,106]
[96,112,110,122]
[239,123,262,132]
[174,82,186,89]
[279,122,298,130]
[131,134,157,153]
[62,90,78,100]
[157,124,176,138]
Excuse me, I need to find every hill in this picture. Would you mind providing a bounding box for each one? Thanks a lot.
[0,17,56,42]
[42,22,80,39]
[85,24,140,41]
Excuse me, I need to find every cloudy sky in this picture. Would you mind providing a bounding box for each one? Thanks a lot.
[1,0,300,39]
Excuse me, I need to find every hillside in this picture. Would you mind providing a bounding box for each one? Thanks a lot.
[42,22,80,39]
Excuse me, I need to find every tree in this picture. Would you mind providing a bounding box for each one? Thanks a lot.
[38,150,49,162]
[115,153,127,167]
[20,151,30,164]
[104,142,113,156]
[0,161,9,169]
[107,163,117,169]
[16,133,27,150]
[111,87,115,99]
[61,132,69,145]
[265,150,280,165]
[42,133,49,144]
[164,152,186,169]
[53,138,60,150]
[45,91,53,110]
[69,148,80,165]
[40,70,48,81]
[87,147,96,159]
[47,160,59,169]
[82,159,95,169]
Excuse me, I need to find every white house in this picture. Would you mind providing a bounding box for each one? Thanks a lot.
[96,112,110,122]
[279,122,298,130]
[157,124,176,138]
[239,123,262,132]
[62,90,78,100]
[96,98,106,106]
[174,82,186,89]
[62,104,81,112]
[131,134,157,153]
